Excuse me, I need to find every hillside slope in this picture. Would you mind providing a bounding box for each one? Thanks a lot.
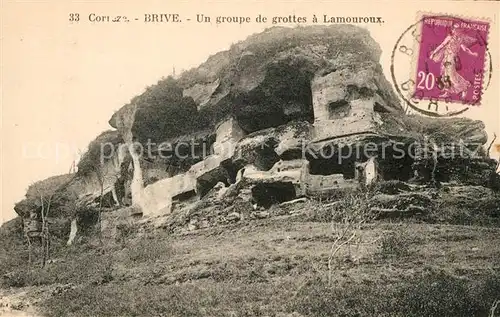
[2,198,500,317]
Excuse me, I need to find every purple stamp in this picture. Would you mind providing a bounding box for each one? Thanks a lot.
[413,15,490,105]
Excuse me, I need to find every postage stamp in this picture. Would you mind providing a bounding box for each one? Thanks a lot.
[413,14,490,105]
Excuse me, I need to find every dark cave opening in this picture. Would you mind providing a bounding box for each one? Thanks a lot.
[327,100,351,119]
[221,160,241,184]
[234,64,314,133]
[308,146,356,179]
[377,145,415,181]
[309,158,356,179]
[254,139,281,171]
[306,143,416,182]
[196,167,231,199]
[197,178,230,198]
[251,182,297,209]
[93,190,117,208]
[374,102,390,113]
[77,208,100,235]
[172,190,197,202]
[280,148,305,161]
[433,158,462,183]
[346,84,375,99]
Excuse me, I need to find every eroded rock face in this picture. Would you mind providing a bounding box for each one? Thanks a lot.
[110,25,400,141]
[15,24,499,236]
[232,124,310,171]
[102,25,406,216]
[102,25,497,217]
[368,183,500,223]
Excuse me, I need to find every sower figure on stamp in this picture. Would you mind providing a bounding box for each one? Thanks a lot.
[429,24,479,100]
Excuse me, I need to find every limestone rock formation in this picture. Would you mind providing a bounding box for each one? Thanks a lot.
[103,26,411,216]
[14,174,75,238]
[110,26,405,144]
[13,25,500,241]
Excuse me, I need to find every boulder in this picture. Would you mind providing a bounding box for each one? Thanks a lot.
[369,192,434,219]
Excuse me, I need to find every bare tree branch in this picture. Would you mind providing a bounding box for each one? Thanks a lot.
[487,133,497,156]
[490,299,500,317]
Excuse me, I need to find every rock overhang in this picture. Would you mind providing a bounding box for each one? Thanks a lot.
[14,23,500,231]
[109,25,402,148]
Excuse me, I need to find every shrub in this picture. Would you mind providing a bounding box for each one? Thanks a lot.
[307,191,372,223]
[123,235,175,264]
[290,271,500,317]
[376,230,413,259]
[394,270,487,317]
[290,276,392,316]
[77,130,123,177]
[2,269,31,288]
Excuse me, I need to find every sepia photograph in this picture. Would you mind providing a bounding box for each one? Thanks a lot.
[1,1,500,316]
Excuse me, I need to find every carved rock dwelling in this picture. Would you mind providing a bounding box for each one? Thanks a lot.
[14,25,500,241]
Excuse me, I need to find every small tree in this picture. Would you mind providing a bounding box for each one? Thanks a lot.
[325,192,374,286]
[486,133,499,172]
[490,299,500,317]
[25,227,33,266]
[95,163,106,241]
[39,193,52,268]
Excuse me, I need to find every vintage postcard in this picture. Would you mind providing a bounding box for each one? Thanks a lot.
[1,1,499,316]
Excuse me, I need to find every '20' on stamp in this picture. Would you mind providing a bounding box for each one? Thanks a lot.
[413,15,490,105]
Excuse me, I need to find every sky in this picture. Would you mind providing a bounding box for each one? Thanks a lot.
[2,0,499,224]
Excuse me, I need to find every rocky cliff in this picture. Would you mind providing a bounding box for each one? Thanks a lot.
[12,25,500,241]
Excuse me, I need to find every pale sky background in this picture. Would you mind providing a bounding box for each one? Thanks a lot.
[1,0,499,224]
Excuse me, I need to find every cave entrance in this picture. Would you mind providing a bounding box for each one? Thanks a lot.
[327,100,351,119]
[251,182,297,209]
[308,158,356,179]
[308,146,356,179]
[172,190,197,202]
[238,137,281,172]
[221,160,241,184]
[377,145,414,181]
[197,177,230,198]
[254,140,281,171]
[234,64,314,133]
[196,159,243,198]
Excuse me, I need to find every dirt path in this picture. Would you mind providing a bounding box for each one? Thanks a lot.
[0,309,40,317]
[0,288,44,317]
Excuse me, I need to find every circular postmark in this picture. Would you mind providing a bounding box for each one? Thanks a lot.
[391,14,492,117]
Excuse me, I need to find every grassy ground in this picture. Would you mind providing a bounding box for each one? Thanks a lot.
[1,212,500,317]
